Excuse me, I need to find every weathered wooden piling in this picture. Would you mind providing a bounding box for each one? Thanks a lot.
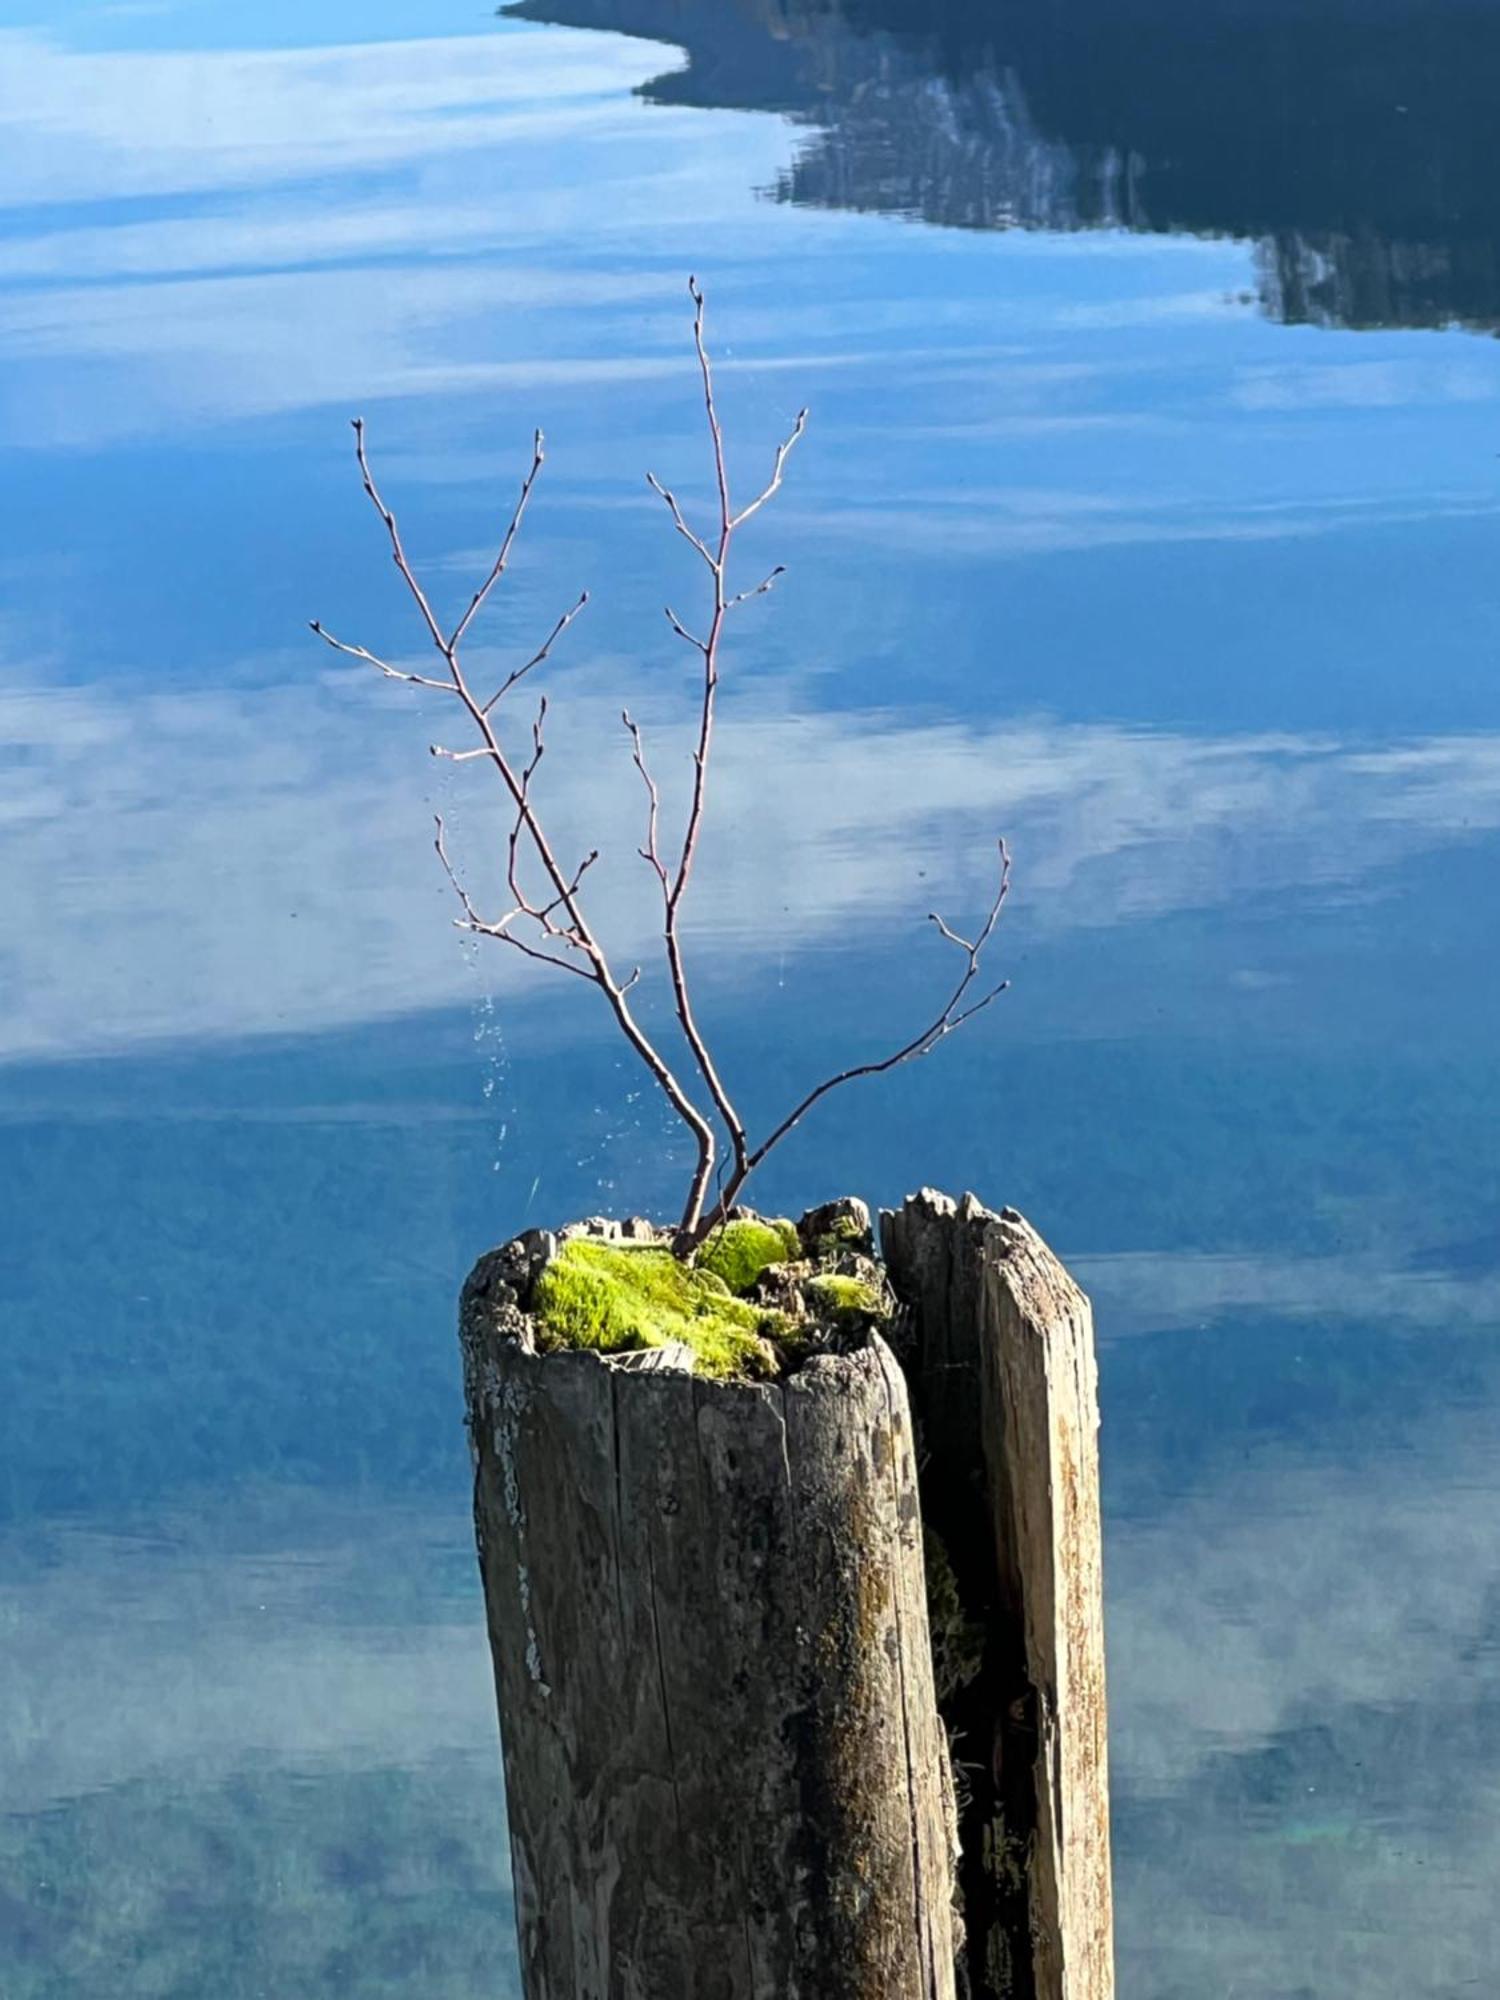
[883,1191,1113,2000]
[460,1220,958,2000]
[459,1195,1112,2000]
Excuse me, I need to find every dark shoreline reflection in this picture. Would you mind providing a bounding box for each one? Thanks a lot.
[507,0,1500,332]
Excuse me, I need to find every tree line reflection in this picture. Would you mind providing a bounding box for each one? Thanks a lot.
[509,0,1500,332]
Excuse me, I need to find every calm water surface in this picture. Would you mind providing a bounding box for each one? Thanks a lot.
[3,2,1499,1993]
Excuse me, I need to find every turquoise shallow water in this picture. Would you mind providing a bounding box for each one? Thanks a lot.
[2,2,1499,1992]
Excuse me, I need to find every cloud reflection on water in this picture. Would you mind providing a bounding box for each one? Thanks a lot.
[5,655,1500,1059]
[2,6,1498,1995]
[2,1352,1497,1998]
[0,27,669,206]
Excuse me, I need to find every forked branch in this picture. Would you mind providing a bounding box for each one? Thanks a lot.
[314,281,1008,1249]
[696,844,1012,1238]
[313,414,717,1209]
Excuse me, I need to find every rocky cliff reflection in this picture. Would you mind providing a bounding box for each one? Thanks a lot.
[508,0,1500,332]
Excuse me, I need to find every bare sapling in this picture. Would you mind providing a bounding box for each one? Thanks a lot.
[311,277,1009,1249]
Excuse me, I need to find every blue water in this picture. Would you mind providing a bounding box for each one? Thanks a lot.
[2,2,1499,1992]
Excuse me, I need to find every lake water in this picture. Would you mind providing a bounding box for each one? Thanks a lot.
[2,1,1499,1993]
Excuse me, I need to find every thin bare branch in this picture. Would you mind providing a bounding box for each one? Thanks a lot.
[433,814,487,927]
[449,430,546,652]
[688,274,732,539]
[535,849,600,930]
[949,980,1011,1031]
[480,590,589,716]
[525,695,547,782]
[662,604,707,652]
[638,278,817,1233]
[927,912,975,953]
[622,710,669,890]
[317,417,721,1210]
[687,842,1012,1242]
[308,621,454,692]
[644,471,717,570]
[352,419,449,655]
[435,815,593,982]
[731,409,808,531]
[487,926,596,981]
[727,566,785,609]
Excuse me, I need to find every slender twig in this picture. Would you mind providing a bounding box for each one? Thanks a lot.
[728,566,784,608]
[645,472,716,570]
[730,412,807,531]
[662,605,707,652]
[308,621,454,693]
[634,275,814,1232]
[353,419,449,654]
[685,843,1012,1244]
[317,283,1008,1256]
[319,412,720,1203]
[481,590,588,716]
[450,431,546,653]
[622,711,669,892]
[433,814,589,978]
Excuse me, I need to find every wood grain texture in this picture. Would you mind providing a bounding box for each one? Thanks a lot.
[882,1192,1114,2000]
[460,1231,958,2000]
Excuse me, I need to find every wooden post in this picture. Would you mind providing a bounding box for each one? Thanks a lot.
[881,1191,1114,2000]
[459,1222,959,2000]
[458,1196,1112,2000]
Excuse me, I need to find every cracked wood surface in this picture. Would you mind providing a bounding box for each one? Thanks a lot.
[461,1237,958,2000]
[882,1192,1114,2000]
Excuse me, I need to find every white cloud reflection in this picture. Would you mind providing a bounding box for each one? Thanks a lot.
[1078,1246,1500,1338]
[4,1391,1499,1998]
[0,1493,493,1815]
[779,482,1500,559]
[0,20,803,441]
[4,652,1500,1062]
[0,26,670,207]
[1108,1384,1500,1995]
[1108,1396,1500,1799]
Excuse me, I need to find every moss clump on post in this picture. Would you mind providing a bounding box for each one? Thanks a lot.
[521,1206,894,1383]
[806,1273,885,1327]
[532,1238,789,1380]
[694,1216,801,1294]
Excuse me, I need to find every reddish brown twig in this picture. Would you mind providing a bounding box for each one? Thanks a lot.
[313,418,717,1204]
[637,275,808,1230]
[315,281,1009,1251]
[688,843,1012,1242]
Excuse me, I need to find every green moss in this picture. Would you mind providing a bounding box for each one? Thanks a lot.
[693,1216,800,1294]
[532,1239,782,1380]
[807,1274,885,1324]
